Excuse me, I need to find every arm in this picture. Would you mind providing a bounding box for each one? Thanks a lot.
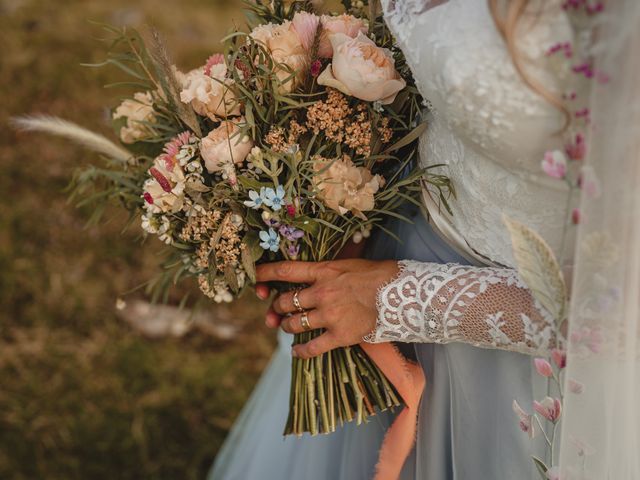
[255,259,558,359]
[367,260,557,355]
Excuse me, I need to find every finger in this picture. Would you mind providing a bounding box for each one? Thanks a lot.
[264,306,283,329]
[272,286,319,315]
[256,261,321,284]
[292,332,339,359]
[255,283,270,300]
[281,310,326,335]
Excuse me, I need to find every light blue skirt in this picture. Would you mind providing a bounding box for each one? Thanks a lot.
[210,208,545,479]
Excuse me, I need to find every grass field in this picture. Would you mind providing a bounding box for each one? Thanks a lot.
[0,1,277,478]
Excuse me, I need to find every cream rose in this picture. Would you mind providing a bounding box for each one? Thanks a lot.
[313,155,383,219]
[113,91,156,144]
[317,32,406,105]
[250,21,307,93]
[180,61,241,120]
[200,119,254,174]
[319,14,368,58]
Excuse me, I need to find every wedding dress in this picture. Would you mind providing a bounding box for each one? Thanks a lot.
[363,0,574,477]
[212,1,575,478]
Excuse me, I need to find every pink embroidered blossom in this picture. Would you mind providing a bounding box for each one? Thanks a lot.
[570,435,596,456]
[570,326,604,353]
[546,42,572,58]
[575,108,590,120]
[512,400,536,439]
[534,397,562,423]
[572,62,594,79]
[551,349,567,369]
[566,133,586,160]
[534,358,554,377]
[541,150,567,179]
[571,208,581,225]
[578,166,601,198]
[546,466,561,480]
[568,379,585,394]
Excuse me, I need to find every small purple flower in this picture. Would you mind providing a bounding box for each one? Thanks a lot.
[279,225,304,241]
[287,244,300,260]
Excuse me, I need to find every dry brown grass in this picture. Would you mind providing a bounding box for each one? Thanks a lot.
[0,1,277,478]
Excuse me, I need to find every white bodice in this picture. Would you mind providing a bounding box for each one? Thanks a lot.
[383,0,574,267]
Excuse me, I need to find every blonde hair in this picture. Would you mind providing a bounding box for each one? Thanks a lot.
[488,0,570,127]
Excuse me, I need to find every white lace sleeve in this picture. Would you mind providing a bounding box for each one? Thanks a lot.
[365,260,558,355]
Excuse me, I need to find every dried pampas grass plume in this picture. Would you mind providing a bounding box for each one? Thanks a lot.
[12,115,132,163]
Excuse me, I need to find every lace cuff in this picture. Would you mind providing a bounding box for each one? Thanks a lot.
[365,260,557,355]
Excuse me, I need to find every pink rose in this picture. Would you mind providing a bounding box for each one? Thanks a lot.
[180,60,241,120]
[250,21,307,93]
[317,33,406,105]
[319,14,368,57]
[200,119,253,175]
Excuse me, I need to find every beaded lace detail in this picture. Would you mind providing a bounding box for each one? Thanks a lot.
[366,261,556,355]
[382,0,575,267]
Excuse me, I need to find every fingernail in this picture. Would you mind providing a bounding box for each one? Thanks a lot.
[291,348,299,358]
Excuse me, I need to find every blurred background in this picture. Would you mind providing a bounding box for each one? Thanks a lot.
[0,1,277,478]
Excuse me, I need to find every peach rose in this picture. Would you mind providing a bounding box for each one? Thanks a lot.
[317,32,406,105]
[180,60,241,121]
[313,155,383,219]
[250,21,307,93]
[319,14,368,58]
[200,119,254,174]
[113,91,156,144]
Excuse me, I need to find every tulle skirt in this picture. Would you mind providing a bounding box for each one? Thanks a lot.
[210,208,545,479]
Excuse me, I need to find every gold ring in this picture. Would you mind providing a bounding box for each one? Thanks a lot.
[300,311,312,331]
[293,289,304,313]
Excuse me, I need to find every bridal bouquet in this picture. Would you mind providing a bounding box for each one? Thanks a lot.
[16,0,451,436]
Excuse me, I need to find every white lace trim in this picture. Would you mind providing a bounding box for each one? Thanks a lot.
[367,260,557,356]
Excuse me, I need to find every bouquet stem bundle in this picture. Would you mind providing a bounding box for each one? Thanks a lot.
[286,329,401,435]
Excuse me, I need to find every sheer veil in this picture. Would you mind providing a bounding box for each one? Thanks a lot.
[558,0,640,478]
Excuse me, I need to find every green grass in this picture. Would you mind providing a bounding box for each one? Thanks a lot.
[0,1,276,478]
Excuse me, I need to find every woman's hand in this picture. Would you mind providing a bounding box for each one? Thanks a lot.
[255,259,399,359]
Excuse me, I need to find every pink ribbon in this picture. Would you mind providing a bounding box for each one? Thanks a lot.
[361,343,426,480]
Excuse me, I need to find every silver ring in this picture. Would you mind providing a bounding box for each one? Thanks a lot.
[300,311,312,331]
[293,289,304,313]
